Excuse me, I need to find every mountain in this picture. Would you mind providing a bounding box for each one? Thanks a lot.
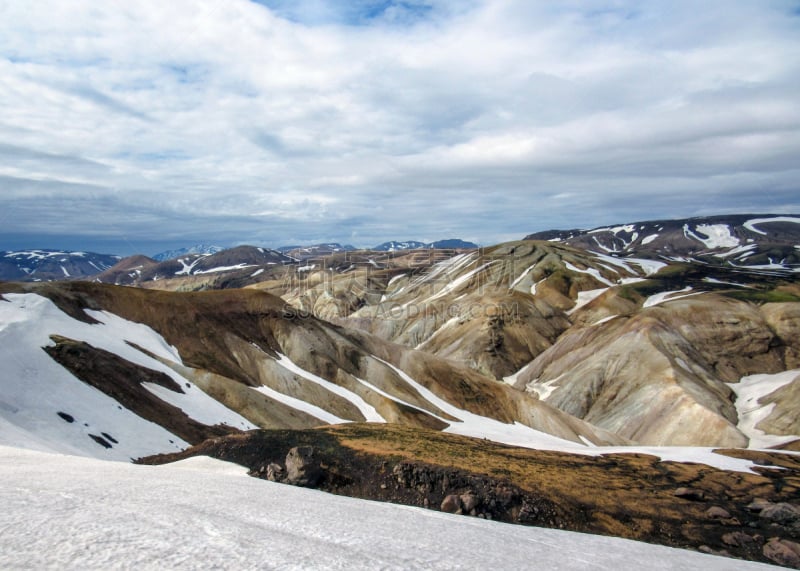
[96,246,295,287]
[277,243,355,260]
[280,237,800,448]
[152,244,224,261]
[372,239,479,251]
[0,250,121,282]
[372,240,427,251]
[525,214,800,274]
[427,238,479,249]
[0,280,625,462]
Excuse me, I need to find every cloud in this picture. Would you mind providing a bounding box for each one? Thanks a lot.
[0,0,799,253]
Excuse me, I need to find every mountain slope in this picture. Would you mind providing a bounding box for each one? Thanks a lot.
[96,246,295,286]
[0,281,626,461]
[152,244,224,261]
[525,214,800,274]
[0,250,121,281]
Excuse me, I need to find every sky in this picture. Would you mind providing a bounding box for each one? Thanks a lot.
[0,0,799,256]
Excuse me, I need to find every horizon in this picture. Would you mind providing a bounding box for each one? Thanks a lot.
[2,1,799,254]
[1,211,798,257]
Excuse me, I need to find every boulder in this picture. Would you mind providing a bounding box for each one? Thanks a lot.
[705,506,731,520]
[759,503,800,525]
[285,446,322,487]
[763,538,800,569]
[441,494,462,514]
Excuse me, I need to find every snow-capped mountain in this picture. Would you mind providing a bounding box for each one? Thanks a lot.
[372,239,479,251]
[97,246,295,285]
[0,250,121,282]
[152,244,224,262]
[372,240,428,251]
[525,214,800,274]
[277,243,356,260]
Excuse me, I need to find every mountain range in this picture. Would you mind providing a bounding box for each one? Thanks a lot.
[2,213,800,568]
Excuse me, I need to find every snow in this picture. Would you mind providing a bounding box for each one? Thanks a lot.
[729,370,800,449]
[0,446,777,571]
[568,288,608,314]
[683,224,740,249]
[528,375,563,400]
[275,353,385,423]
[715,243,758,259]
[589,224,636,235]
[744,216,800,236]
[297,264,317,272]
[641,234,659,245]
[376,357,584,450]
[175,256,205,276]
[564,261,615,286]
[627,257,667,276]
[250,268,265,277]
[643,287,704,308]
[509,262,538,289]
[194,263,256,274]
[530,278,545,295]
[0,294,253,460]
[593,314,620,326]
[703,277,752,289]
[252,384,346,425]
[60,265,70,277]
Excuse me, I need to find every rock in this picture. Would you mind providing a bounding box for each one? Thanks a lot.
[722,532,758,547]
[674,487,706,501]
[706,506,731,520]
[760,503,800,525]
[747,498,772,512]
[763,538,800,568]
[266,462,284,482]
[441,494,462,514]
[460,493,479,513]
[285,446,322,487]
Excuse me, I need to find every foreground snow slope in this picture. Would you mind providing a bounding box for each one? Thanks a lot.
[0,446,779,571]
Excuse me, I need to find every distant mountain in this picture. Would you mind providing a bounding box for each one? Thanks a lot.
[277,243,356,260]
[373,239,479,251]
[426,239,479,249]
[152,244,224,262]
[372,241,427,251]
[0,250,121,282]
[97,246,295,286]
[525,214,800,274]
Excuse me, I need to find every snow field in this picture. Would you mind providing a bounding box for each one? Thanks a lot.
[0,445,780,571]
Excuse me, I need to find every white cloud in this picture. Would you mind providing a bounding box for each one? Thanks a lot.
[0,0,798,252]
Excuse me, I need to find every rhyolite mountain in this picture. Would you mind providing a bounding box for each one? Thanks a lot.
[0,250,121,282]
[96,246,295,287]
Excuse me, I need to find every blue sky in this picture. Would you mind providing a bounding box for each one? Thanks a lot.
[0,0,799,255]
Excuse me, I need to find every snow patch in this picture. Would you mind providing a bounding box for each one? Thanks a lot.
[743,216,800,235]
[729,370,800,449]
[275,353,384,423]
[643,287,704,308]
[683,224,739,249]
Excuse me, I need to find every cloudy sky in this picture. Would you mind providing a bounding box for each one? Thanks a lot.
[1,0,799,255]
